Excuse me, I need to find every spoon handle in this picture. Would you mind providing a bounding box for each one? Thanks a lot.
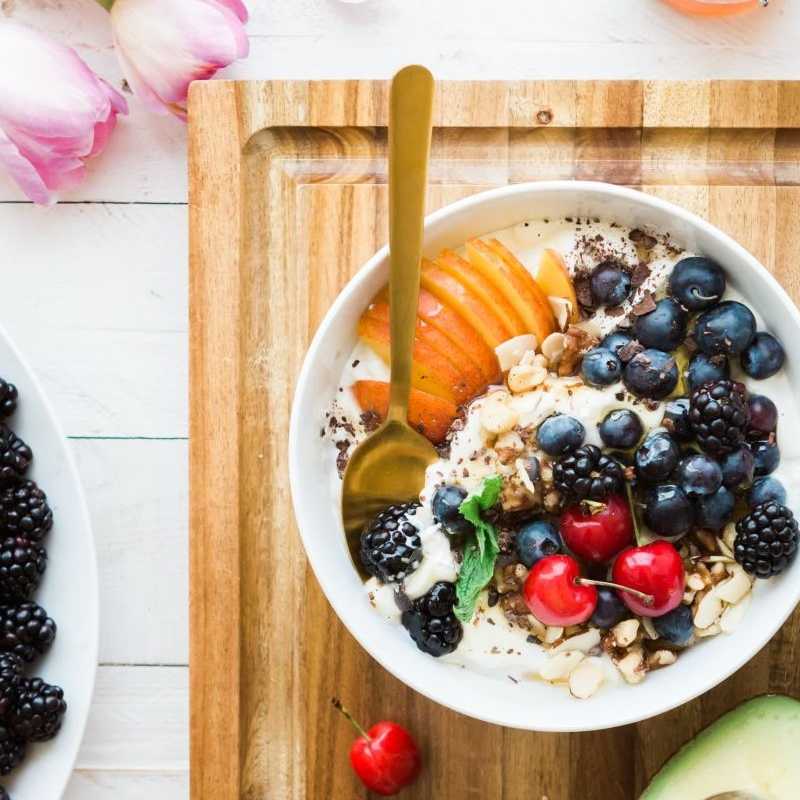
[387,65,434,423]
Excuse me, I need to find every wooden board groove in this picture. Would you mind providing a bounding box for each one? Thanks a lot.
[190,80,800,800]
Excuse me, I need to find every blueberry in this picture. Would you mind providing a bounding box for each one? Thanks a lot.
[634,298,688,351]
[623,349,678,400]
[752,439,780,476]
[653,604,694,645]
[695,486,735,530]
[590,588,627,629]
[748,395,778,435]
[581,347,622,387]
[590,262,631,307]
[695,301,756,356]
[516,520,561,568]
[644,484,694,538]
[599,409,644,450]
[749,476,787,508]
[720,447,755,491]
[668,256,726,311]
[676,453,723,497]
[537,414,586,456]
[685,353,729,391]
[741,332,785,380]
[661,398,693,442]
[601,330,637,362]
[431,485,473,536]
[635,432,681,483]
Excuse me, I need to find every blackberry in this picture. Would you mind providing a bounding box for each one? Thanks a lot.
[553,444,624,502]
[0,539,46,603]
[689,380,749,456]
[359,502,422,583]
[734,502,798,578]
[0,603,56,664]
[0,481,52,543]
[0,724,23,775]
[0,428,30,487]
[401,581,463,657]
[0,656,22,720]
[10,678,66,742]
[0,381,17,421]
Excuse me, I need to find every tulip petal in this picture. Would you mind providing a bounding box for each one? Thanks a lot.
[0,128,53,205]
[215,0,248,23]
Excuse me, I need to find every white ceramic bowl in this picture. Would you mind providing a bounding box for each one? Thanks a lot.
[289,181,800,731]
[0,324,97,797]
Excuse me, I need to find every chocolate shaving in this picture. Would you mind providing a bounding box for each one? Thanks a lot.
[618,339,644,362]
[574,276,594,309]
[632,294,657,316]
[631,262,652,288]
[359,410,381,433]
[605,305,626,317]
[629,229,657,250]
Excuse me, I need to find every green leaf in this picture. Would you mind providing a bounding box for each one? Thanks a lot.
[454,476,502,622]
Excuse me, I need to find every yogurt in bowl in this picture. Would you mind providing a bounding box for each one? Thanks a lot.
[290,182,800,731]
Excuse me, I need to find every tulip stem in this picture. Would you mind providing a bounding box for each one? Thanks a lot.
[93,0,115,10]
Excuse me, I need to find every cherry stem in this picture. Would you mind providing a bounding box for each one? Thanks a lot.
[332,698,371,741]
[576,578,655,607]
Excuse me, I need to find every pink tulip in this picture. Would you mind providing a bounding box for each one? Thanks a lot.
[0,22,128,205]
[110,0,249,120]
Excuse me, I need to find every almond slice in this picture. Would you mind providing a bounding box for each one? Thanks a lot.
[538,650,584,682]
[495,334,538,372]
[552,628,601,654]
[568,658,605,699]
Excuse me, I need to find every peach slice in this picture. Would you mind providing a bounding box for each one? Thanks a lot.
[351,380,457,444]
[420,258,514,349]
[436,249,527,338]
[415,288,501,385]
[365,301,487,399]
[536,248,580,323]
[357,314,471,405]
[466,239,556,343]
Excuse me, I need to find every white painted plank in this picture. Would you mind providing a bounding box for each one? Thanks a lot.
[2,0,799,202]
[76,666,188,770]
[65,770,187,800]
[0,203,187,438]
[71,438,187,666]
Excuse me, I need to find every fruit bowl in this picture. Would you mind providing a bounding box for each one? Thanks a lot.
[0,326,97,797]
[289,181,800,731]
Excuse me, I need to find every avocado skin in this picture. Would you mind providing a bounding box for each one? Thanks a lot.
[640,694,800,800]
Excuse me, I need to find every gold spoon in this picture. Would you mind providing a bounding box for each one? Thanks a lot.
[341,65,438,562]
[704,794,763,800]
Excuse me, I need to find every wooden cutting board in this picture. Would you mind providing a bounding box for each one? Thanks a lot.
[189,80,800,800]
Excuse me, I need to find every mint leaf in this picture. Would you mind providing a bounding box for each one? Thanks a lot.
[454,476,502,622]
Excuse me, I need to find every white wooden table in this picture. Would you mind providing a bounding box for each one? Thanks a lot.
[2,1,799,796]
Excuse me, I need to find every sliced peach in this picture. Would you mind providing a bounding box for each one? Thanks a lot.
[351,380,457,444]
[420,259,513,349]
[357,315,471,405]
[536,248,580,322]
[415,288,501,385]
[365,301,487,399]
[467,238,556,343]
[436,249,527,338]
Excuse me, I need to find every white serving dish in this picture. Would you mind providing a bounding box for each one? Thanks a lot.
[289,181,800,731]
[0,325,97,796]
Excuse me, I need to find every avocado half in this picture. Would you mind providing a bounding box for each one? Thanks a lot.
[641,695,800,800]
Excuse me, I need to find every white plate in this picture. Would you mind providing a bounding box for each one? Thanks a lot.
[0,324,97,797]
[289,181,800,731]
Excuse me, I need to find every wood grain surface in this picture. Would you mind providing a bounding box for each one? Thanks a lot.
[189,81,800,800]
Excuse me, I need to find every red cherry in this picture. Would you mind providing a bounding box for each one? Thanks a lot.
[333,700,421,796]
[523,554,597,626]
[560,493,634,563]
[612,541,685,618]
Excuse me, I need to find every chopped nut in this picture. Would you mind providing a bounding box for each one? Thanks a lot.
[695,529,718,554]
[541,332,567,365]
[640,616,659,641]
[508,362,547,394]
[544,490,561,513]
[695,622,721,638]
[480,397,519,435]
[682,590,696,605]
[569,658,605,699]
[695,562,713,585]
[539,650,585,682]
[552,628,601,654]
[548,297,572,332]
[722,522,737,551]
[611,618,640,648]
[544,625,564,644]
[616,646,646,685]
[716,564,751,605]
[495,334,538,372]
[687,573,706,592]
[527,614,547,640]
[710,562,727,579]
[495,430,524,456]
[720,593,751,633]
[716,537,734,559]
[694,588,723,629]
[647,649,677,670]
